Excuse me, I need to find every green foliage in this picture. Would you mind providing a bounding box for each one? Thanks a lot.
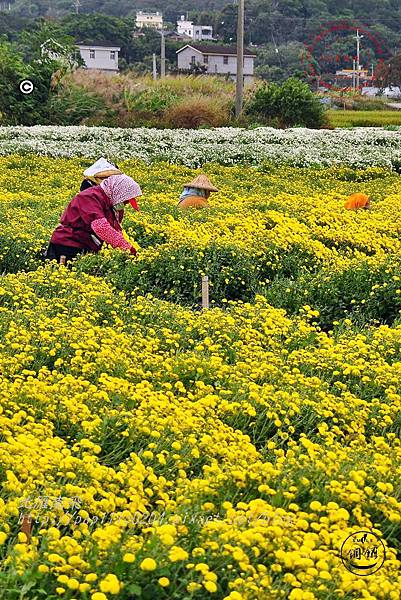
[0,12,31,40]
[75,242,261,307]
[15,19,79,64]
[124,87,179,116]
[255,42,306,83]
[59,13,138,64]
[1,0,400,95]
[374,53,401,89]
[246,77,326,128]
[0,38,27,124]
[265,255,401,330]
[47,72,234,127]
[61,0,399,59]
[48,84,111,125]
[6,0,227,20]
[0,38,61,125]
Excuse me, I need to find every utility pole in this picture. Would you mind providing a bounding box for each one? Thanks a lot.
[355,29,363,91]
[352,59,356,91]
[160,29,166,78]
[152,53,157,80]
[235,0,244,118]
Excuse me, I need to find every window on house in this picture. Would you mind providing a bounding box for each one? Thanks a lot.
[89,49,95,59]
[204,55,208,64]
[110,51,116,60]
[223,56,229,64]
[191,55,196,64]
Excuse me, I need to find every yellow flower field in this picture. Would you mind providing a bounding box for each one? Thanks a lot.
[0,156,401,599]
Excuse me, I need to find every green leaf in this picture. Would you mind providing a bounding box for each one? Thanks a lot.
[126,583,142,596]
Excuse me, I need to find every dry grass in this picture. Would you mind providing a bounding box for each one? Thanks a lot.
[58,70,234,127]
[164,94,231,128]
[67,70,234,102]
[66,69,126,104]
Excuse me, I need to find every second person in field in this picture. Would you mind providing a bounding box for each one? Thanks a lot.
[178,174,218,209]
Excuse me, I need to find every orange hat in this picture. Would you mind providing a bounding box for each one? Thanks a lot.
[344,193,370,210]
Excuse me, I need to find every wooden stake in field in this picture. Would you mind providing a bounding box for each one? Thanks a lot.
[202,275,209,309]
[59,255,66,266]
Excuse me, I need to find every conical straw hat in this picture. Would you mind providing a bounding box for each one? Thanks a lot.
[185,174,218,192]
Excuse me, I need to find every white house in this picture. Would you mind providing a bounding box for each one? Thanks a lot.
[77,42,120,73]
[176,44,255,83]
[177,16,213,41]
[136,11,163,30]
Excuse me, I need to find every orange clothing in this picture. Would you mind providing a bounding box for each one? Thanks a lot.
[178,196,209,209]
[344,193,370,210]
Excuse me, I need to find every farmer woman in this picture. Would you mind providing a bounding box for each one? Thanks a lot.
[44,174,142,264]
[80,158,122,192]
[178,174,218,209]
[344,192,371,211]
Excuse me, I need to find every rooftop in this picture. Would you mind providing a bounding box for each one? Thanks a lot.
[136,11,162,16]
[177,43,256,57]
[76,41,121,49]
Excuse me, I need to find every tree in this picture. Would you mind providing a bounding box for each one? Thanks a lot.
[246,77,325,128]
[16,19,79,64]
[4,0,401,85]
[255,42,306,82]
[0,36,68,125]
[0,13,31,40]
[217,5,237,43]
[374,54,401,90]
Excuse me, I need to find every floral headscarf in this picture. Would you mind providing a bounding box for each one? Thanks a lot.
[100,174,142,208]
